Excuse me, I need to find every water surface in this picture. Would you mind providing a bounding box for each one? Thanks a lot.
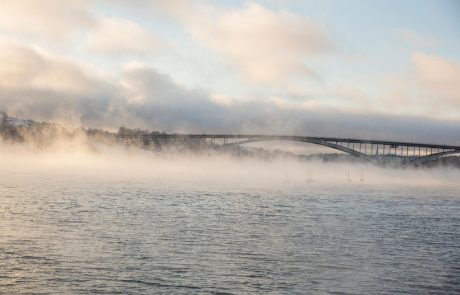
[1,175,459,294]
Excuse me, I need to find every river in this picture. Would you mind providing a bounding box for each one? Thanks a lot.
[1,169,459,294]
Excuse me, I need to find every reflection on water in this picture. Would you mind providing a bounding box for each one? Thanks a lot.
[1,176,459,294]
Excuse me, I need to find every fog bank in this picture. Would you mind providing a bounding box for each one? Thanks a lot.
[0,141,459,190]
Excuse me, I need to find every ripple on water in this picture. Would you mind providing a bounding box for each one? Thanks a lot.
[0,180,459,294]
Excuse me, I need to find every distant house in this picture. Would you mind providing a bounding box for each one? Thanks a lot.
[6,117,33,127]
[0,112,34,127]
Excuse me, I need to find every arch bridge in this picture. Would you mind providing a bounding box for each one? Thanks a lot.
[118,134,460,166]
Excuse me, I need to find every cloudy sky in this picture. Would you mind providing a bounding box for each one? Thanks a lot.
[0,0,459,142]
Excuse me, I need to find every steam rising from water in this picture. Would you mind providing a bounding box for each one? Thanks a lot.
[0,139,459,190]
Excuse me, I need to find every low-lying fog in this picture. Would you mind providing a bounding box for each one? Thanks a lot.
[0,138,459,190]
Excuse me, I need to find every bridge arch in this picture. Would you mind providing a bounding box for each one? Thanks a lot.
[225,137,460,166]
[224,138,373,162]
[402,150,460,166]
[118,134,460,166]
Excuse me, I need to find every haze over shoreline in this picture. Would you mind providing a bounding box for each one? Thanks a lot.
[1,112,460,191]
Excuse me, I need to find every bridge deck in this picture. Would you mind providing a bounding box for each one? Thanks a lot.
[118,134,460,150]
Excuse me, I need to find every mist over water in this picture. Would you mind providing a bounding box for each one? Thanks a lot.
[1,141,459,188]
[1,140,460,294]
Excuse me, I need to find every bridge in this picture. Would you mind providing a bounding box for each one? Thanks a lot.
[117,134,460,166]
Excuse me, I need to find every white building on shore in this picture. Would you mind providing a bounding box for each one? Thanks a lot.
[0,112,34,127]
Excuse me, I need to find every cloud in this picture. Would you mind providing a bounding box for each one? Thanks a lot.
[412,52,460,118]
[161,1,334,83]
[0,41,108,95]
[1,39,459,144]
[86,18,162,55]
[0,40,224,130]
[116,63,225,131]
[0,40,114,125]
[412,52,460,101]
[114,65,460,142]
[0,0,93,41]
[381,52,460,118]
[396,29,438,47]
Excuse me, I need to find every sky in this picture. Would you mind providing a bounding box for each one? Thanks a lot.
[0,0,459,142]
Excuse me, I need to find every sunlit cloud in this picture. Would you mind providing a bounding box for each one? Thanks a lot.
[86,18,162,56]
[381,52,460,119]
[412,52,460,100]
[0,40,109,94]
[0,0,94,41]
[162,1,334,83]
